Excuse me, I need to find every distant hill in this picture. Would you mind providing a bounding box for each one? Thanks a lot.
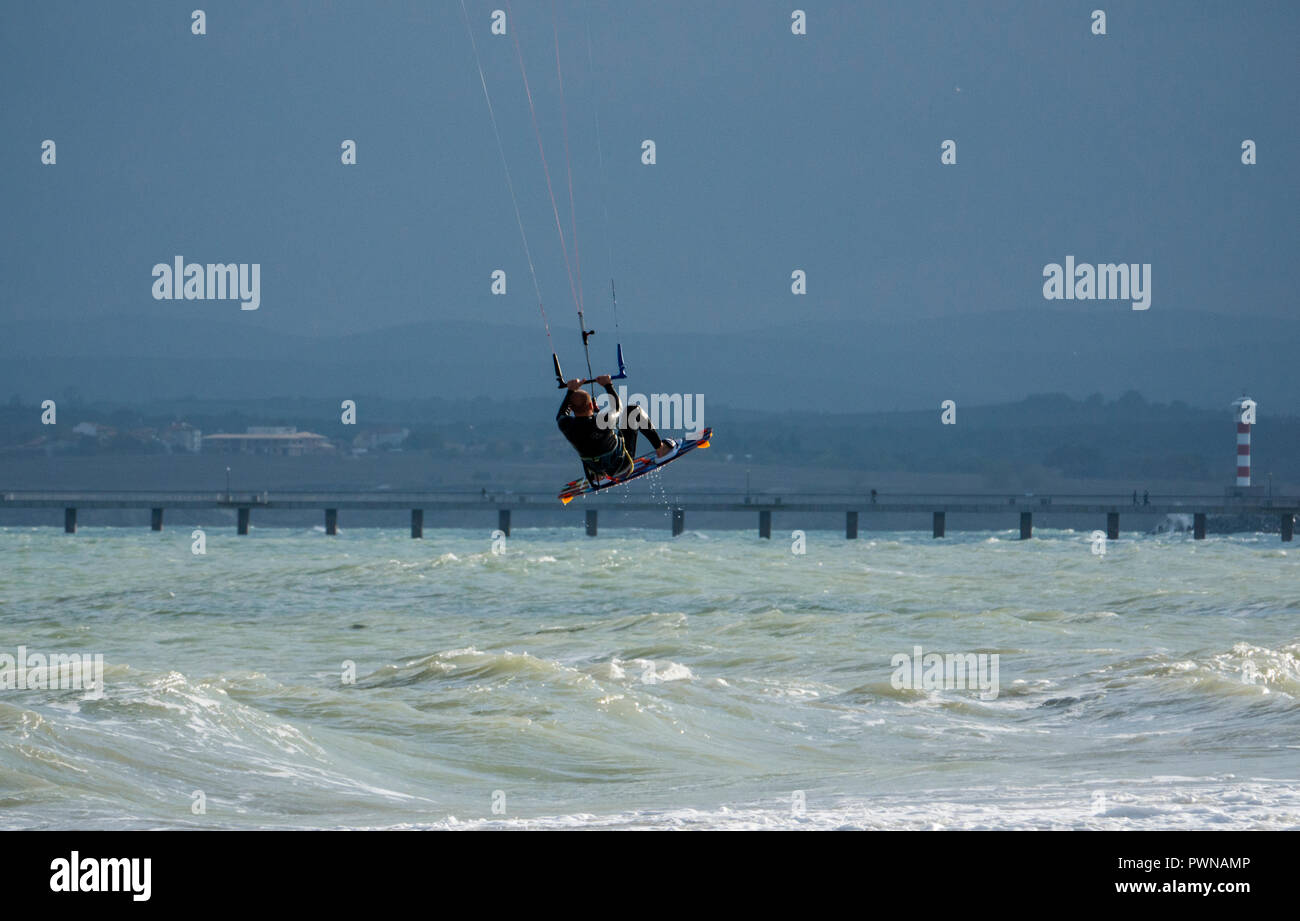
[3,389,1296,488]
[0,308,1294,413]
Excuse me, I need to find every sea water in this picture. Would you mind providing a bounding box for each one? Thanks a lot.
[1,526,1296,829]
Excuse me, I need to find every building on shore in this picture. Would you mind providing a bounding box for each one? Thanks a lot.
[72,422,117,445]
[160,422,203,454]
[351,425,410,454]
[203,427,334,457]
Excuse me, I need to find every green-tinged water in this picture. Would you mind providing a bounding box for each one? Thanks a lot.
[1,526,1297,829]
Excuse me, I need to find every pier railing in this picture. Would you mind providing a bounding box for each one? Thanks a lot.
[2,489,1295,541]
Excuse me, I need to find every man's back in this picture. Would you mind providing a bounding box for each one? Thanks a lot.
[557,382,621,460]
[556,377,673,482]
[557,412,618,458]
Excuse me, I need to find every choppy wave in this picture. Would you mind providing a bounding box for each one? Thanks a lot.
[1,527,1296,829]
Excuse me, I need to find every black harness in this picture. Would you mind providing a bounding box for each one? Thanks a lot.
[580,432,633,484]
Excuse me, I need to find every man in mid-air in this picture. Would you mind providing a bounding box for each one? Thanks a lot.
[557,375,677,486]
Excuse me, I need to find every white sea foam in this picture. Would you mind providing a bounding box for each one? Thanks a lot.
[2,527,1296,829]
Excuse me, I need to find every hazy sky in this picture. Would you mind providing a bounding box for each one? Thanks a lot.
[3,0,1297,350]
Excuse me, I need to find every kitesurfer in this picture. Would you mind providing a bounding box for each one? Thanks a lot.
[557,375,676,484]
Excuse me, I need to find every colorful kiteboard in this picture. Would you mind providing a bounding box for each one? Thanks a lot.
[558,428,712,504]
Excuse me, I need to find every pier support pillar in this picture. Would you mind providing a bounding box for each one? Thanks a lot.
[411,509,423,538]
[1281,513,1294,543]
[498,509,510,537]
[237,507,250,535]
[1193,512,1206,540]
[846,510,858,539]
[672,507,684,537]
[151,507,163,531]
[1106,512,1119,541]
[933,511,945,539]
[325,508,338,535]
[1019,511,1032,540]
[64,508,76,534]
[586,509,598,537]
[759,510,772,539]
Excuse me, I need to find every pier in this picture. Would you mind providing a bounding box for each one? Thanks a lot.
[1,490,1295,541]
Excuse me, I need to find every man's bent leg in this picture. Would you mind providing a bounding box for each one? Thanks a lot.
[621,403,663,457]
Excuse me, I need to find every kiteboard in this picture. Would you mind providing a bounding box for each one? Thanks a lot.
[559,427,712,504]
